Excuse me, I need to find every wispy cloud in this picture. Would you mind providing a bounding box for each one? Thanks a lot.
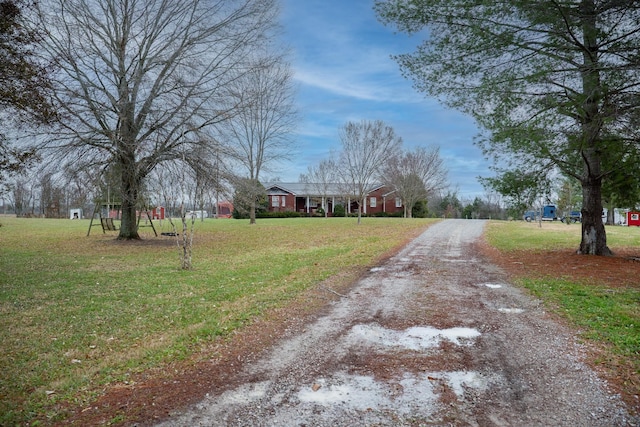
[293,67,408,102]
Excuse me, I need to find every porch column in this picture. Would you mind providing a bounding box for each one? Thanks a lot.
[332,197,335,213]
[306,196,310,214]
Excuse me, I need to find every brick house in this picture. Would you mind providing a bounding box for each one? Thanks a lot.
[264,182,404,216]
[365,185,404,216]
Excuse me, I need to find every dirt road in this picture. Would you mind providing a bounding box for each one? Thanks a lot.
[156,219,637,426]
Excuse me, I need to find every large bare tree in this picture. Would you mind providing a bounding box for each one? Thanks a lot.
[337,119,402,224]
[223,54,297,224]
[33,0,278,239]
[383,146,447,218]
[300,157,337,217]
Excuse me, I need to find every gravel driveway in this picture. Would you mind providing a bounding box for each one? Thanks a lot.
[156,219,637,426]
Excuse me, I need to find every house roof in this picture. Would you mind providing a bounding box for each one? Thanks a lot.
[264,182,312,195]
[264,182,344,196]
[264,182,395,198]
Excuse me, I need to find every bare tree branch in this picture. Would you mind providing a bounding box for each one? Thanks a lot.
[382,146,448,218]
[337,120,402,224]
[222,52,298,224]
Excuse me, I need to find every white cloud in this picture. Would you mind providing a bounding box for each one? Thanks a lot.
[294,68,390,102]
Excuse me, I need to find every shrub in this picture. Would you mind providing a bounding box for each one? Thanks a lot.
[412,200,429,218]
[256,211,302,219]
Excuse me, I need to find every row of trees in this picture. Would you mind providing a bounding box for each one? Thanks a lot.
[1,0,296,239]
[1,152,229,220]
[376,0,640,255]
[3,168,98,217]
[301,119,448,224]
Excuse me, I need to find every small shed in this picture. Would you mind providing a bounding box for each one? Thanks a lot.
[627,212,640,227]
[216,201,233,218]
[70,208,83,219]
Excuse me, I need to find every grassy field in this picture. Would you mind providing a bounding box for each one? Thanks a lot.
[0,216,434,425]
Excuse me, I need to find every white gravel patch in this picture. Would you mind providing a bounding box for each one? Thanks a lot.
[480,283,504,289]
[498,308,525,314]
[349,324,481,350]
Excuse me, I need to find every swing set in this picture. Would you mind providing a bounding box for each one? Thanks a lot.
[87,200,160,237]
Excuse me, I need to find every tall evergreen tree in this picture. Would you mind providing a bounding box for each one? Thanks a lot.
[376,0,640,255]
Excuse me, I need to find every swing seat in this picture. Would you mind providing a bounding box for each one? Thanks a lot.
[101,217,118,231]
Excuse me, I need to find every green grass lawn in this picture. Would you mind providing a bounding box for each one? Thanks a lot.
[0,216,434,425]
[484,220,640,252]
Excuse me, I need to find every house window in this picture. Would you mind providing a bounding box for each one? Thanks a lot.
[395,197,402,208]
[281,195,286,206]
[370,197,377,208]
[271,196,279,207]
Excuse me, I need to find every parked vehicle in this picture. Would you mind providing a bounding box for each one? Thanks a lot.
[524,205,559,222]
[186,210,208,219]
[540,205,558,221]
[561,210,581,223]
[523,210,537,222]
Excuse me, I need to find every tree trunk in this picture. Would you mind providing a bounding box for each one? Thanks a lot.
[249,197,256,225]
[180,212,192,269]
[119,194,140,239]
[576,0,610,256]
[579,172,611,255]
[118,157,141,240]
[605,203,615,225]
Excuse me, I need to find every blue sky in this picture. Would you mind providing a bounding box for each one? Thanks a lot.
[274,0,492,201]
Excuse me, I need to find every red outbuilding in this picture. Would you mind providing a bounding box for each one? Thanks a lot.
[151,206,165,220]
[627,212,640,227]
